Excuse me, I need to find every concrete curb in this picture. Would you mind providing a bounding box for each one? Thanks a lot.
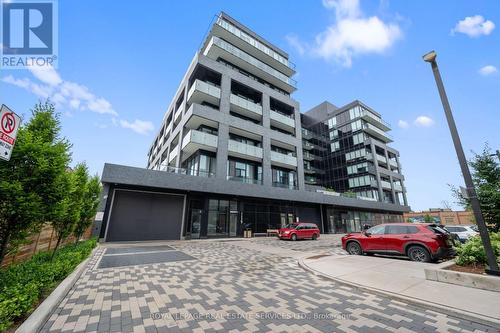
[298,256,500,329]
[16,246,99,333]
[425,261,500,293]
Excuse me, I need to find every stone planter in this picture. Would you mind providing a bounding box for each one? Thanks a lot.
[425,260,500,292]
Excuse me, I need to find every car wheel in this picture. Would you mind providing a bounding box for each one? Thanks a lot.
[407,246,431,262]
[291,234,297,241]
[346,242,362,255]
[312,233,318,240]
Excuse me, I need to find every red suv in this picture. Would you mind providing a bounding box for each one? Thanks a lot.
[278,223,320,241]
[341,223,455,262]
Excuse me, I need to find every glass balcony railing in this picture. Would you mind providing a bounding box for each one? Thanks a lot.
[228,140,263,159]
[272,181,298,190]
[227,175,262,185]
[270,110,295,128]
[209,37,297,88]
[216,17,296,70]
[270,151,297,167]
[160,165,215,178]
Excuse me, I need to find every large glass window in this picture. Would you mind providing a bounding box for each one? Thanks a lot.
[182,151,216,177]
[272,167,297,189]
[207,199,237,237]
[227,158,262,184]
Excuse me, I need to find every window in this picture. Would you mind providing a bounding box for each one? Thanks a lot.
[351,120,362,131]
[352,132,365,145]
[330,141,340,152]
[385,225,409,234]
[407,226,419,234]
[227,159,262,184]
[367,225,385,235]
[328,117,337,129]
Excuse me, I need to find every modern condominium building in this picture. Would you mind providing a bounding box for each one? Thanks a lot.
[93,12,410,242]
[301,100,408,206]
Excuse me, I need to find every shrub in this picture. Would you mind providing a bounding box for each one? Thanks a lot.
[0,239,97,332]
[455,232,500,266]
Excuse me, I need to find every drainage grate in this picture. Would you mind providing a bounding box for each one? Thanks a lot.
[98,251,195,269]
[105,246,174,255]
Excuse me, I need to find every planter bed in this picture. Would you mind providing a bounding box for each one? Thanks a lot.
[425,260,500,292]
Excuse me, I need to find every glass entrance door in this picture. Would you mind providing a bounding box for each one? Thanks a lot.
[229,212,238,237]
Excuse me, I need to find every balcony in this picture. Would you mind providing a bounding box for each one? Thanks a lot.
[389,159,398,168]
[381,180,392,190]
[228,140,263,162]
[227,175,262,185]
[181,129,218,161]
[361,111,391,131]
[174,104,184,124]
[187,79,221,106]
[165,122,172,136]
[203,36,297,93]
[376,154,387,165]
[302,151,315,161]
[303,141,314,150]
[271,151,297,168]
[168,146,178,163]
[213,17,296,77]
[272,182,298,190]
[270,110,295,132]
[394,183,403,192]
[229,94,262,120]
[363,123,393,143]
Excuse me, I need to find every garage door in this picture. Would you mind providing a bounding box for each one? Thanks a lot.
[106,190,184,242]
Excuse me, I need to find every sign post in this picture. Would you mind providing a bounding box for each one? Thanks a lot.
[0,104,21,161]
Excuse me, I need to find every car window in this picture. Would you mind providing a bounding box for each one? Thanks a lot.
[407,226,419,234]
[367,225,385,235]
[285,224,298,229]
[385,225,408,234]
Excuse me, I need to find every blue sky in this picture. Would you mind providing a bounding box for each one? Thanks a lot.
[1,0,499,211]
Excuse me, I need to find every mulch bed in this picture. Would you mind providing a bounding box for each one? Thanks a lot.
[446,263,487,275]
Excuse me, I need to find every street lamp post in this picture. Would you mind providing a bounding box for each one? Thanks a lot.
[422,51,500,275]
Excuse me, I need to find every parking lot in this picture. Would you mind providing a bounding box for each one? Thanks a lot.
[38,238,496,333]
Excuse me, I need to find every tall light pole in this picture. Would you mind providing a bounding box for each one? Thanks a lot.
[422,51,499,275]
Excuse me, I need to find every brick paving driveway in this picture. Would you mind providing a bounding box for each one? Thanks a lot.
[40,240,497,333]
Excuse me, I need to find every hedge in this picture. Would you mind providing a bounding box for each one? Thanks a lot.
[455,232,500,267]
[0,239,97,332]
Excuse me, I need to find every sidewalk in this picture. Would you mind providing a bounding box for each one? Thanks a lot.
[300,254,500,327]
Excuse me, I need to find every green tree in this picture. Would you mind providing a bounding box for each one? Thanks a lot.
[451,144,500,231]
[51,163,88,258]
[423,214,435,223]
[73,171,101,242]
[0,102,71,263]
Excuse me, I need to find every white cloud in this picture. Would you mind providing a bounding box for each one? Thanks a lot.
[285,34,306,56]
[452,15,495,38]
[2,67,152,135]
[478,65,498,76]
[288,0,402,67]
[119,119,154,135]
[414,116,434,127]
[29,65,62,86]
[398,120,409,129]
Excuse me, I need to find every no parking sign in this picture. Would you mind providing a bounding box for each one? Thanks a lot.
[0,104,21,161]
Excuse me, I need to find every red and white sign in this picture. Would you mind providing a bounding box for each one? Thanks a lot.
[0,105,21,161]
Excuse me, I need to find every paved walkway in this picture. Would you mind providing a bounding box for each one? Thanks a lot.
[39,239,498,333]
[301,254,500,325]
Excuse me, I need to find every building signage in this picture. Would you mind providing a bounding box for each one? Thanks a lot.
[0,104,21,161]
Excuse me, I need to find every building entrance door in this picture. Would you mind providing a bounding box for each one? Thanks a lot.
[229,212,238,237]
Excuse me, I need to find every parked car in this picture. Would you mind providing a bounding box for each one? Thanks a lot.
[278,223,320,241]
[341,223,455,262]
[444,225,478,243]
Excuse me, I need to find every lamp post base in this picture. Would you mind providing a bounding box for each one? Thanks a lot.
[485,268,500,277]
